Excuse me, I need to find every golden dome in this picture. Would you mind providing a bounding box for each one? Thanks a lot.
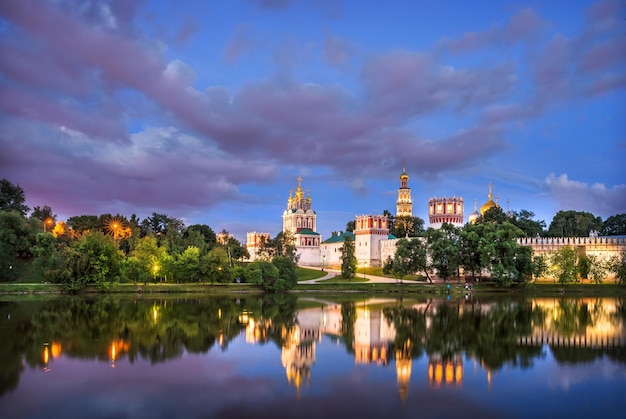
[480,182,499,215]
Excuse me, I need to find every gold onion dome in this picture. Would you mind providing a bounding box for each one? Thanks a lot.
[480,182,499,215]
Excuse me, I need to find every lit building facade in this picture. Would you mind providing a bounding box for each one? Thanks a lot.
[428,196,464,228]
[396,167,413,217]
[281,177,321,265]
[354,214,390,267]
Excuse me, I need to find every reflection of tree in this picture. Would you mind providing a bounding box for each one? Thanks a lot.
[341,302,356,354]
[3,295,626,398]
[383,302,428,360]
[461,299,542,371]
[553,299,596,337]
[0,301,29,396]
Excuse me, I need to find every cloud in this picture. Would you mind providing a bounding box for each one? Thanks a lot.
[323,34,355,68]
[173,16,200,47]
[250,0,292,11]
[362,51,517,119]
[437,7,546,53]
[223,24,257,64]
[0,119,277,219]
[543,173,626,217]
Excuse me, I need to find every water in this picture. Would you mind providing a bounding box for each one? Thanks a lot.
[1,295,625,418]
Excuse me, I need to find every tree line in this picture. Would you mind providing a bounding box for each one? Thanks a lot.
[381,208,626,285]
[0,179,299,292]
[2,178,625,289]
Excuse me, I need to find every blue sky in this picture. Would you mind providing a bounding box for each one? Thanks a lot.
[0,0,624,242]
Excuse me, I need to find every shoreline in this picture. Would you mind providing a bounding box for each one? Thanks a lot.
[1,281,625,298]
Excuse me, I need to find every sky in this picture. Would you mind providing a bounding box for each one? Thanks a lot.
[0,0,625,243]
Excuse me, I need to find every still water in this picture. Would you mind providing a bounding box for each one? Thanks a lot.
[1,294,625,419]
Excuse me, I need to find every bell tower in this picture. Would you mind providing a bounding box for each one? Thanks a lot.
[396,163,413,217]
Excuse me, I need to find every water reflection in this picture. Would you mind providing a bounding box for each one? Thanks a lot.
[1,295,625,417]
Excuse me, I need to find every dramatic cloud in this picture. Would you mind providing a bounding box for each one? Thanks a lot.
[0,0,623,235]
[544,173,626,218]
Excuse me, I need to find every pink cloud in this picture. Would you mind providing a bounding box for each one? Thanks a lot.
[323,34,355,68]
[223,24,257,64]
[581,38,626,73]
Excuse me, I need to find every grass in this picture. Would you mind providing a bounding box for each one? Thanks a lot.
[296,267,327,282]
[315,276,369,283]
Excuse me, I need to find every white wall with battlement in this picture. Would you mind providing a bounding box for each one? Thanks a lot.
[517,236,626,261]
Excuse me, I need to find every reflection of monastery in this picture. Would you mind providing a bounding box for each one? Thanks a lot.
[518,298,626,348]
[246,170,626,270]
[241,299,625,399]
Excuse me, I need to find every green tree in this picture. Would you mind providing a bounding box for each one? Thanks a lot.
[0,211,33,281]
[130,236,169,283]
[66,215,101,233]
[511,209,546,237]
[175,246,200,282]
[478,206,509,224]
[484,222,527,285]
[459,223,489,279]
[532,254,549,280]
[31,205,56,223]
[340,236,357,279]
[246,260,280,291]
[608,251,626,285]
[392,215,425,238]
[217,229,249,264]
[258,231,298,263]
[547,210,603,237]
[271,255,298,290]
[199,247,231,284]
[587,254,610,284]
[384,237,431,282]
[32,232,63,282]
[601,214,626,236]
[59,231,122,291]
[426,224,460,281]
[0,179,29,217]
[184,224,217,253]
[577,254,591,280]
[345,220,355,233]
[550,246,578,284]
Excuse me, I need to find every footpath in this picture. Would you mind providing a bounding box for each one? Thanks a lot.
[299,266,401,284]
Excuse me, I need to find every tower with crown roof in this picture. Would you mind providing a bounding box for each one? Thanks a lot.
[396,165,413,218]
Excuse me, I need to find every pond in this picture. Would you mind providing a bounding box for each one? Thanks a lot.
[0,294,625,418]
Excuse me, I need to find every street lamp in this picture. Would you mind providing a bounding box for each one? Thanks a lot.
[43,218,53,233]
[322,255,326,271]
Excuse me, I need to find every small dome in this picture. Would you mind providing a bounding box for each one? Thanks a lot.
[399,170,409,180]
[468,210,480,223]
[468,198,480,223]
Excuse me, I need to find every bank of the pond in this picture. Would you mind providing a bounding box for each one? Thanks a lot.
[1,281,625,297]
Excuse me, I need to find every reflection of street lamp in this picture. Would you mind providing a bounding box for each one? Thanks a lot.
[43,343,50,372]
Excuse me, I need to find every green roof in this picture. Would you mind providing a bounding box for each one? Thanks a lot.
[322,231,355,244]
[296,228,320,236]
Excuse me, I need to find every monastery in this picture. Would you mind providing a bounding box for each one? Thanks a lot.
[246,170,625,270]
